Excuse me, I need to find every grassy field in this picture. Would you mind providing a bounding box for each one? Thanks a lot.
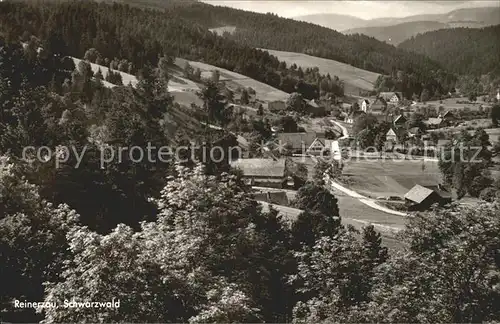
[174,58,289,103]
[342,159,441,197]
[260,48,381,95]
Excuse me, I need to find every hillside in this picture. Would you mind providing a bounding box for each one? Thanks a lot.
[292,13,367,32]
[163,2,456,97]
[299,6,500,31]
[345,21,448,45]
[0,0,456,99]
[399,24,500,77]
[261,49,380,95]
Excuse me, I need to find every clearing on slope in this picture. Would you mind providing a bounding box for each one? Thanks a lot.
[209,26,237,36]
[261,49,380,95]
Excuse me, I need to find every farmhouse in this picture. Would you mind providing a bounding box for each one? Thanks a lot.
[359,99,370,112]
[230,158,289,188]
[439,111,456,126]
[404,184,452,211]
[268,100,286,112]
[393,114,407,127]
[408,127,423,138]
[345,110,366,124]
[369,97,387,113]
[276,132,317,153]
[386,128,398,142]
[379,92,403,103]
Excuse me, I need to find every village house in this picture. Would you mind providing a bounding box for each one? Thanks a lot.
[379,91,403,104]
[439,110,455,126]
[345,110,366,124]
[393,114,407,128]
[408,127,423,138]
[496,90,500,101]
[276,132,317,154]
[230,158,291,188]
[425,117,444,129]
[404,184,452,211]
[268,100,286,113]
[369,97,388,113]
[306,138,335,156]
[386,128,398,142]
[359,99,370,112]
[253,191,289,205]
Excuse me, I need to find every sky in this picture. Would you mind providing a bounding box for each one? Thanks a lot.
[200,1,500,20]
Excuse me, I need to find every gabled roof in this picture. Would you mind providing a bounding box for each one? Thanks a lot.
[358,98,370,105]
[308,138,326,149]
[306,99,320,108]
[276,132,317,150]
[437,139,452,147]
[408,127,422,135]
[230,158,286,178]
[441,110,454,118]
[236,135,250,149]
[404,185,435,204]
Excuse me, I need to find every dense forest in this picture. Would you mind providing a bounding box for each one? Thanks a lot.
[399,25,500,77]
[1,2,500,323]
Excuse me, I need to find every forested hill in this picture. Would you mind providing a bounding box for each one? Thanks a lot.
[399,25,500,77]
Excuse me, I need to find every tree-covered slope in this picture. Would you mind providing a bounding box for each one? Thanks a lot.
[399,24,500,77]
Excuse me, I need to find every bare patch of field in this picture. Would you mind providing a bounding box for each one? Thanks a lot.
[260,48,381,95]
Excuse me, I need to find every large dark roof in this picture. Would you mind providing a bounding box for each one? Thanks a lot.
[230,158,286,177]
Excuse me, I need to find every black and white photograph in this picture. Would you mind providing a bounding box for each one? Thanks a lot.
[1,0,500,322]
